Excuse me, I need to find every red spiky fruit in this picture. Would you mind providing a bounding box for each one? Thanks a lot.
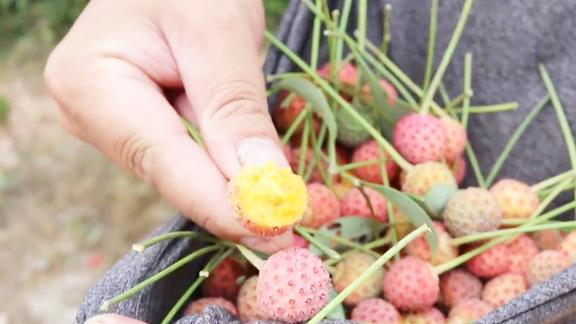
[482,272,527,307]
[440,269,483,307]
[237,276,267,321]
[340,187,388,222]
[443,187,502,238]
[351,140,399,184]
[490,179,540,220]
[202,257,245,301]
[350,298,402,324]
[450,155,467,185]
[532,229,563,250]
[447,298,493,324]
[527,250,570,287]
[441,116,467,161]
[256,248,331,323]
[273,94,319,134]
[333,252,385,305]
[506,235,539,275]
[393,113,447,164]
[382,256,440,312]
[558,231,576,263]
[466,243,510,278]
[405,221,458,266]
[361,79,399,106]
[402,162,457,196]
[185,297,238,316]
[301,183,340,229]
[289,148,326,183]
[318,62,359,86]
[403,307,446,324]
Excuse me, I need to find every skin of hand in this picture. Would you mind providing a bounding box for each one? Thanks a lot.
[45,0,294,256]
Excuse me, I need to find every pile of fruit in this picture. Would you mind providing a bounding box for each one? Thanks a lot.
[101,0,576,323]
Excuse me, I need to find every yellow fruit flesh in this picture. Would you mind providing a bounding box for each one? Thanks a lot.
[233,163,308,231]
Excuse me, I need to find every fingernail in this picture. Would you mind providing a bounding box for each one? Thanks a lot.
[237,137,289,168]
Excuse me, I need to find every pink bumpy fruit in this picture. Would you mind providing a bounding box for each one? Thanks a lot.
[393,113,447,164]
[482,272,527,308]
[402,307,445,324]
[351,298,402,324]
[237,276,267,321]
[351,140,399,184]
[202,257,245,301]
[300,183,340,229]
[405,221,458,266]
[490,179,540,220]
[340,187,388,222]
[441,116,467,161]
[527,250,570,287]
[185,297,238,316]
[466,243,510,278]
[440,269,483,307]
[506,235,539,275]
[333,251,385,306]
[447,298,493,324]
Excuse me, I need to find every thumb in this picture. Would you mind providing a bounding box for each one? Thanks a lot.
[165,1,287,179]
[85,314,147,324]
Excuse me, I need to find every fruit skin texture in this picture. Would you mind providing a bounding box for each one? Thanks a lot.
[558,231,576,263]
[443,187,502,238]
[450,155,467,185]
[482,272,527,307]
[532,229,563,250]
[490,179,540,220]
[527,250,571,287]
[402,307,445,324]
[506,235,539,275]
[350,298,402,324]
[333,252,385,306]
[256,248,331,323]
[237,276,267,321]
[447,298,493,324]
[291,234,310,249]
[405,221,458,266]
[273,94,307,133]
[466,243,510,278]
[382,256,440,312]
[402,162,457,196]
[300,183,340,229]
[441,116,467,161]
[340,187,388,222]
[393,113,447,164]
[440,269,483,307]
[184,297,238,316]
[351,140,399,184]
[231,164,308,236]
[202,257,245,301]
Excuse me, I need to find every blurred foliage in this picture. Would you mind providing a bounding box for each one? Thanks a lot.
[0,0,289,55]
[0,96,8,125]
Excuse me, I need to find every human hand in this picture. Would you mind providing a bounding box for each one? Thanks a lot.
[44,0,293,252]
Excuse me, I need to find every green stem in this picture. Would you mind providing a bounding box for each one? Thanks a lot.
[466,143,486,188]
[160,248,232,324]
[357,0,367,51]
[539,64,576,217]
[448,102,519,114]
[423,0,439,92]
[461,52,473,128]
[310,0,323,70]
[101,245,220,311]
[532,170,576,192]
[295,226,341,260]
[181,118,204,148]
[337,160,380,172]
[298,109,311,176]
[421,0,475,115]
[380,4,392,55]
[236,244,266,270]
[307,225,431,324]
[335,0,353,63]
[132,231,198,253]
[438,84,452,107]
[378,145,398,258]
[281,108,308,144]
[301,226,378,258]
[446,91,472,110]
[538,181,576,197]
[485,96,550,186]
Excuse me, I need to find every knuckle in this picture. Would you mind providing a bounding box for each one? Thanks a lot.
[205,79,267,124]
[115,134,154,181]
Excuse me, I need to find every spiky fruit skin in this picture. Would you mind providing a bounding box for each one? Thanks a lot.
[202,257,244,301]
[333,252,385,306]
[231,164,308,236]
[318,62,359,86]
[506,235,539,275]
[256,248,331,323]
[402,162,457,196]
[332,181,354,199]
[558,232,576,263]
[335,104,376,147]
[382,256,440,312]
[185,297,238,316]
[340,187,388,222]
[482,272,527,307]
[449,155,467,185]
[301,183,340,229]
[289,148,326,183]
[527,250,570,287]
[350,298,402,324]
[440,269,483,307]
[466,243,510,278]
[443,187,502,238]
[351,140,399,184]
[405,221,458,266]
[490,179,540,220]
[273,94,306,133]
[393,113,447,164]
[447,299,493,324]
[403,307,446,324]
[237,276,267,321]
[532,229,563,250]
[441,117,467,161]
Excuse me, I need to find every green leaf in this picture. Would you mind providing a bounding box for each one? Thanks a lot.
[274,76,337,139]
[331,216,379,240]
[366,184,438,251]
[325,289,346,320]
[425,184,458,217]
[308,227,337,257]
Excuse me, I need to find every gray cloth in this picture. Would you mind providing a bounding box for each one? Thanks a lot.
[77,1,576,323]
